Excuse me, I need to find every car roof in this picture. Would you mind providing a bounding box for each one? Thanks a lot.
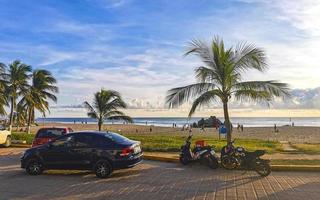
[38,127,71,130]
[68,131,115,136]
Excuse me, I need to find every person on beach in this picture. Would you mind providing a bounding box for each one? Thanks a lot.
[241,124,244,132]
[237,123,240,131]
[274,124,277,132]
[150,126,152,132]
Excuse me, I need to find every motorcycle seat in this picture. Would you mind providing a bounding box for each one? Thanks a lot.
[246,150,265,158]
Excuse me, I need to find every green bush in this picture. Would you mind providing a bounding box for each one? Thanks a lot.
[11,132,35,144]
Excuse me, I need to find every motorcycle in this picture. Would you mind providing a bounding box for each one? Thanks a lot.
[179,134,219,169]
[220,140,271,176]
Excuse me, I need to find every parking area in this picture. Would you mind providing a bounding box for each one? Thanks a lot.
[0,148,319,200]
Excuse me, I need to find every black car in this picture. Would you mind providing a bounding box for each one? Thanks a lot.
[21,131,143,178]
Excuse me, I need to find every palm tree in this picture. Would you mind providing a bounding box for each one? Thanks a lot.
[19,69,58,134]
[5,60,32,131]
[84,89,132,131]
[166,37,290,142]
[0,63,8,116]
[15,104,28,131]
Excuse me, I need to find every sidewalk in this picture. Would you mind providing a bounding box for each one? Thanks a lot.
[143,152,320,160]
[143,152,320,172]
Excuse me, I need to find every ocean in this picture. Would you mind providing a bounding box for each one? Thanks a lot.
[35,117,320,127]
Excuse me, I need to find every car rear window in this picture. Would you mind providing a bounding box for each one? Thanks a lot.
[102,132,130,143]
[36,128,67,138]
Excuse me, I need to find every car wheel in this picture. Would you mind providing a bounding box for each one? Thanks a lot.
[94,160,112,178]
[26,159,43,175]
[4,136,11,147]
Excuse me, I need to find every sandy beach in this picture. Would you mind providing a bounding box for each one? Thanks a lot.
[22,123,320,143]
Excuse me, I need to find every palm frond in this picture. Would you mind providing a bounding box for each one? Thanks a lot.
[234,90,272,106]
[188,90,220,117]
[233,81,290,98]
[233,42,267,72]
[166,83,216,108]
[107,115,133,123]
[83,101,98,119]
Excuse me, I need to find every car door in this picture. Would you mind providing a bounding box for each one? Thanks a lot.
[71,133,97,169]
[41,135,76,169]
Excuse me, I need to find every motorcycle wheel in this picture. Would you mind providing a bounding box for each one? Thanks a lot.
[179,156,189,165]
[207,155,219,169]
[221,156,237,170]
[255,163,271,177]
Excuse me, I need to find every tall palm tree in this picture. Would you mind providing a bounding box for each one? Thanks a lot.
[84,89,132,131]
[0,63,8,116]
[5,60,32,131]
[19,69,58,134]
[166,37,290,142]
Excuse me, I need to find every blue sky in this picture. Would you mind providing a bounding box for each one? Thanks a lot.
[1,0,320,111]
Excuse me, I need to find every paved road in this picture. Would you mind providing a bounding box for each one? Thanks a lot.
[0,148,319,200]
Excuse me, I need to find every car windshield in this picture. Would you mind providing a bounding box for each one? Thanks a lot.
[36,128,66,138]
[102,132,130,143]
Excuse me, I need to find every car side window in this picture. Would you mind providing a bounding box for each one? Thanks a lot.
[51,136,75,148]
[91,136,113,148]
[74,134,95,148]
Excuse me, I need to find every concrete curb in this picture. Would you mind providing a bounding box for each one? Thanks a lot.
[11,144,31,148]
[143,155,320,172]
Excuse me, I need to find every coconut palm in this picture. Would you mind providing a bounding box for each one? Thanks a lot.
[5,60,32,131]
[166,37,290,142]
[84,89,132,131]
[19,69,58,133]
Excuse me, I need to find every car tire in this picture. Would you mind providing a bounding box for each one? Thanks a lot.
[4,136,11,147]
[26,159,43,175]
[94,160,113,178]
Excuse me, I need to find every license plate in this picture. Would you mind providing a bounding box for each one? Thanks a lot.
[134,146,141,154]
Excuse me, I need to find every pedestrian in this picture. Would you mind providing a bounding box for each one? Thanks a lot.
[292,122,294,127]
[274,124,277,132]
[237,123,240,131]
[240,124,244,132]
[150,126,152,132]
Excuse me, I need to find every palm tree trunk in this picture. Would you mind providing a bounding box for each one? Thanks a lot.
[9,97,15,132]
[98,118,103,131]
[27,107,32,134]
[223,101,232,143]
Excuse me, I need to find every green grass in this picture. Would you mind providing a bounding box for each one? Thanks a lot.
[291,144,320,154]
[122,133,282,153]
[11,132,281,153]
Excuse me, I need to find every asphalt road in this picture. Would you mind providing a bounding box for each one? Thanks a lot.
[0,148,319,200]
